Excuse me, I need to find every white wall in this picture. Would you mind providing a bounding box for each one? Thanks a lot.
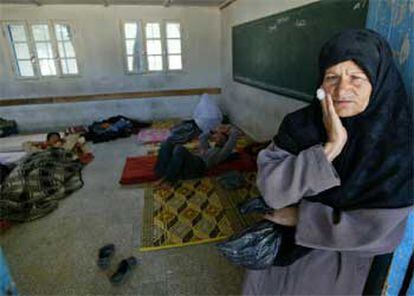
[220,0,318,141]
[0,4,221,132]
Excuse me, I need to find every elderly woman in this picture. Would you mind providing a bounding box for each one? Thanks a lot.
[242,29,413,295]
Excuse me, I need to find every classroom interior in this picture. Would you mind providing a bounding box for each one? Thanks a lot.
[0,0,413,295]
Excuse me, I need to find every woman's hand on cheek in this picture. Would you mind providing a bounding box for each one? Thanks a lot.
[321,93,348,161]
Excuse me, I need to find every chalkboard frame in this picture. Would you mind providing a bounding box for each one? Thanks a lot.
[232,0,369,102]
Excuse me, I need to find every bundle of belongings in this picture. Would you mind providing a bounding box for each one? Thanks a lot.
[83,115,150,143]
[0,117,18,138]
[65,125,89,135]
[167,94,223,144]
[22,132,94,165]
[0,148,84,222]
[216,197,311,269]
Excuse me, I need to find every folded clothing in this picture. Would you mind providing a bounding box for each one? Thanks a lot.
[167,120,201,144]
[119,151,257,185]
[65,125,89,135]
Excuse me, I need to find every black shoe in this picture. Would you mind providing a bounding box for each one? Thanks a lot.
[97,244,115,270]
[110,256,139,285]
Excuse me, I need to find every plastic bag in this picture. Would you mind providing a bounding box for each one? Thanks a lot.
[217,220,283,270]
[193,94,223,133]
[217,197,312,269]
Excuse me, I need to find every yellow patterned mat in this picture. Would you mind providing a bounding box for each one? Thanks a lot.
[150,119,182,129]
[140,172,260,251]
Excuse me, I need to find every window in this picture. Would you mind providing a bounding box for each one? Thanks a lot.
[122,20,183,73]
[145,22,163,71]
[122,22,144,73]
[165,22,182,71]
[6,23,35,77]
[32,24,56,76]
[55,24,78,75]
[4,21,79,78]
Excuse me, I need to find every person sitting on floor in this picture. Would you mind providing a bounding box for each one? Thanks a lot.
[154,125,240,184]
[167,93,225,144]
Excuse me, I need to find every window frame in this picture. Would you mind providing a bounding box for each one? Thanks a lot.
[143,21,165,73]
[164,20,184,72]
[3,20,37,80]
[120,19,146,75]
[120,19,185,75]
[52,20,81,77]
[30,20,59,77]
[2,20,81,80]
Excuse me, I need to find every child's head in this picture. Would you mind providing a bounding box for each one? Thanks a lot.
[46,132,62,146]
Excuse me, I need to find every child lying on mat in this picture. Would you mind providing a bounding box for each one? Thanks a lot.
[154,125,240,186]
[23,132,94,164]
[28,132,64,149]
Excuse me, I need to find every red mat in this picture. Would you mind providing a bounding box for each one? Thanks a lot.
[119,152,257,185]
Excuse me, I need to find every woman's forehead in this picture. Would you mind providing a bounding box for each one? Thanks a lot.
[325,60,366,74]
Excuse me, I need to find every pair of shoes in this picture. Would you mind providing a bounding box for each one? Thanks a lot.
[97,244,139,285]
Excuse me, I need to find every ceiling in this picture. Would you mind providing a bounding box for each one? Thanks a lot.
[0,0,230,7]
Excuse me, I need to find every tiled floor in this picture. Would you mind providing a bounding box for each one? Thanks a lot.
[0,137,244,295]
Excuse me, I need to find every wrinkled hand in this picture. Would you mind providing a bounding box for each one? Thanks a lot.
[321,92,348,162]
[264,206,298,226]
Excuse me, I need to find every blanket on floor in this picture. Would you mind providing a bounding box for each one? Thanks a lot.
[136,128,171,144]
[0,149,84,222]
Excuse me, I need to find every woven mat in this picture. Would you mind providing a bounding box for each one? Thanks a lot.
[150,119,181,129]
[140,172,260,251]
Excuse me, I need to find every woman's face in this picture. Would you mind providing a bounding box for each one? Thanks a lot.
[322,60,372,117]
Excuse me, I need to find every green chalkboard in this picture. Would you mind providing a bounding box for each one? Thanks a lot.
[232,0,369,102]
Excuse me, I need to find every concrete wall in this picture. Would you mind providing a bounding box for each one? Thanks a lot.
[0,5,221,132]
[220,0,318,141]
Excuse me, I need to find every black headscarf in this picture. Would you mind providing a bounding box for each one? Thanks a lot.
[273,29,413,210]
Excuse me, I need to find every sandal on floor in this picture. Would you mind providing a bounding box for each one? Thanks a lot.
[97,244,115,270]
[109,256,139,285]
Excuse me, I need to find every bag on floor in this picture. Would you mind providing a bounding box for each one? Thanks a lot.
[0,118,18,138]
[216,197,311,269]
